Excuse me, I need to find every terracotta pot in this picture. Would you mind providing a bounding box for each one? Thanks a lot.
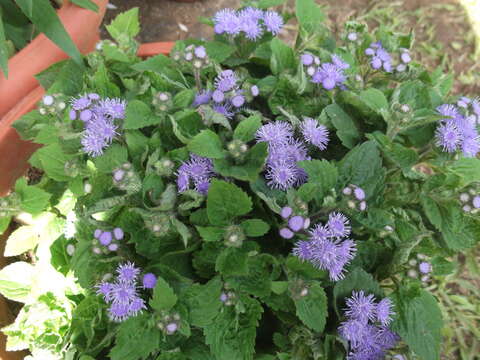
[0,0,109,119]
[0,41,174,358]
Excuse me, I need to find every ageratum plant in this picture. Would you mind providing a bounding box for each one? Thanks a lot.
[0,2,478,359]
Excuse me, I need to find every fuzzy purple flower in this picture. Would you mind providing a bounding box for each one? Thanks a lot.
[376,298,394,326]
[142,273,157,289]
[365,42,392,73]
[256,121,293,145]
[300,117,330,150]
[327,212,351,238]
[176,153,216,195]
[345,291,377,323]
[215,70,238,93]
[117,262,140,283]
[98,98,127,119]
[308,54,349,90]
[81,130,108,157]
[213,9,241,35]
[263,11,283,35]
[192,90,212,107]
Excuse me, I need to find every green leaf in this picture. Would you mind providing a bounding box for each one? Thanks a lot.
[173,89,195,108]
[324,104,360,148]
[205,41,236,62]
[15,178,51,215]
[233,114,262,142]
[0,14,9,77]
[207,180,252,226]
[188,129,225,159]
[34,142,74,182]
[183,277,222,327]
[241,219,270,237]
[270,38,296,75]
[131,53,175,73]
[271,281,288,295]
[295,0,325,31]
[450,158,480,187]
[216,247,249,276]
[258,0,287,8]
[196,226,224,242]
[359,88,389,116]
[285,255,327,279]
[298,159,338,203]
[294,282,327,332]
[70,0,98,11]
[15,0,83,65]
[124,100,160,129]
[106,8,140,41]
[5,226,38,256]
[0,261,34,303]
[0,216,11,235]
[150,277,178,312]
[109,314,161,360]
[93,144,128,173]
[391,289,443,360]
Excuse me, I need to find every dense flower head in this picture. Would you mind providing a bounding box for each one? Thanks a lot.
[176,153,216,195]
[213,7,283,40]
[96,262,146,322]
[339,291,399,359]
[435,102,480,157]
[256,121,293,145]
[70,94,126,157]
[293,212,356,281]
[365,42,393,72]
[303,53,349,90]
[300,117,330,150]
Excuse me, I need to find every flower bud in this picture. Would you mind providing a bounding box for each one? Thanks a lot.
[112,163,141,193]
[154,158,175,177]
[224,225,245,247]
[227,139,248,160]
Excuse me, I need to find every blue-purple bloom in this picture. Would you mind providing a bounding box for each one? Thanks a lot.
[142,273,157,289]
[339,291,399,359]
[176,153,216,195]
[365,42,392,73]
[213,7,283,40]
[96,262,146,322]
[292,212,356,281]
[435,102,480,157]
[300,117,330,150]
[192,90,212,107]
[307,54,349,90]
[256,122,293,145]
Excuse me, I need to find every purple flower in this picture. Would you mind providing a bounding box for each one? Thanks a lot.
[142,273,157,289]
[176,153,216,195]
[256,122,293,145]
[215,70,238,92]
[473,196,480,208]
[240,17,263,40]
[231,94,245,108]
[301,53,314,66]
[376,298,394,326]
[435,122,461,152]
[99,231,113,246]
[365,42,392,73]
[309,224,331,241]
[300,117,329,150]
[96,281,114,301]
[437,104,460,119]
[192,90,212,107]
[85,115,118,143]
[354,187,366,201]
[71,95,91,110]
[116,262,140,283]
[338,319,367,349]
[194,46,207,59]
[113,227,124,240]
[213,9,241,35]
[312,63,347,90]
[212,90,225,103]
[240,7,264,21]
[327,212,351,238]
[288,216,304,232]
[263,11,283,35]
[292,240,312,260]
[81,130,108,157]
[418,261,432,274]
[98,98,126,119]
[265,160,298,190]
[213,104,235,119]
[250,85,259,97]
[281,206,293,219]
[280,227,294,239]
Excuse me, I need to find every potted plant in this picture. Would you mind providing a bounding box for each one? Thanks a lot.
[0,0,108,119]
[0,2,478,359]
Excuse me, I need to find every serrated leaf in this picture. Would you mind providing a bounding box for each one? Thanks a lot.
[196,226,224,242]
[233,114,262,142]
[298,159,338,203]
[123,100,160,129]
[391,289,443,360]
[15,178,51,215]
[294,282,327,332]
[270,38,296,75]
[205,41,236,62]
[94,144,129,173]
[34,142,74,182]
[450,157,480,187]
[216,247,249,276]
[359,88,389,116]
[295,0,325,31]
[131,53,175,73]
[0,261,35,303]
[106,8,140,41]
[150,277,178,312]
[207,180,252,226]
[188,129,225,159]
[324,104,360,148]
[183,277,222,327]
[173,89,196,108]
[241,219,270,237]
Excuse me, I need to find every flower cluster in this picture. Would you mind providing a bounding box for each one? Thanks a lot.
[152,91,172,114]
[343,184,367,212]
[292,212,356,281]
[96,262,146,322]
[302,53,350,90]
[91,227,124,255]
[69,93,126,157]
[176,153,216,195]
[365,42,393,72]
[407,254,432,283]
[192,70,259,119]
[39,94,66,115]
[256,118,329,190]
[278,206,310,239]
[157,312,181,335]
[459,187,480,213]
[213,7,283,40]
[172,44,210,70]
[112,163,142,193]
[339,291,399,360]
[435,102,480,157]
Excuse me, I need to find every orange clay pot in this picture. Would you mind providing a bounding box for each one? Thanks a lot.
[0,0,109,119]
